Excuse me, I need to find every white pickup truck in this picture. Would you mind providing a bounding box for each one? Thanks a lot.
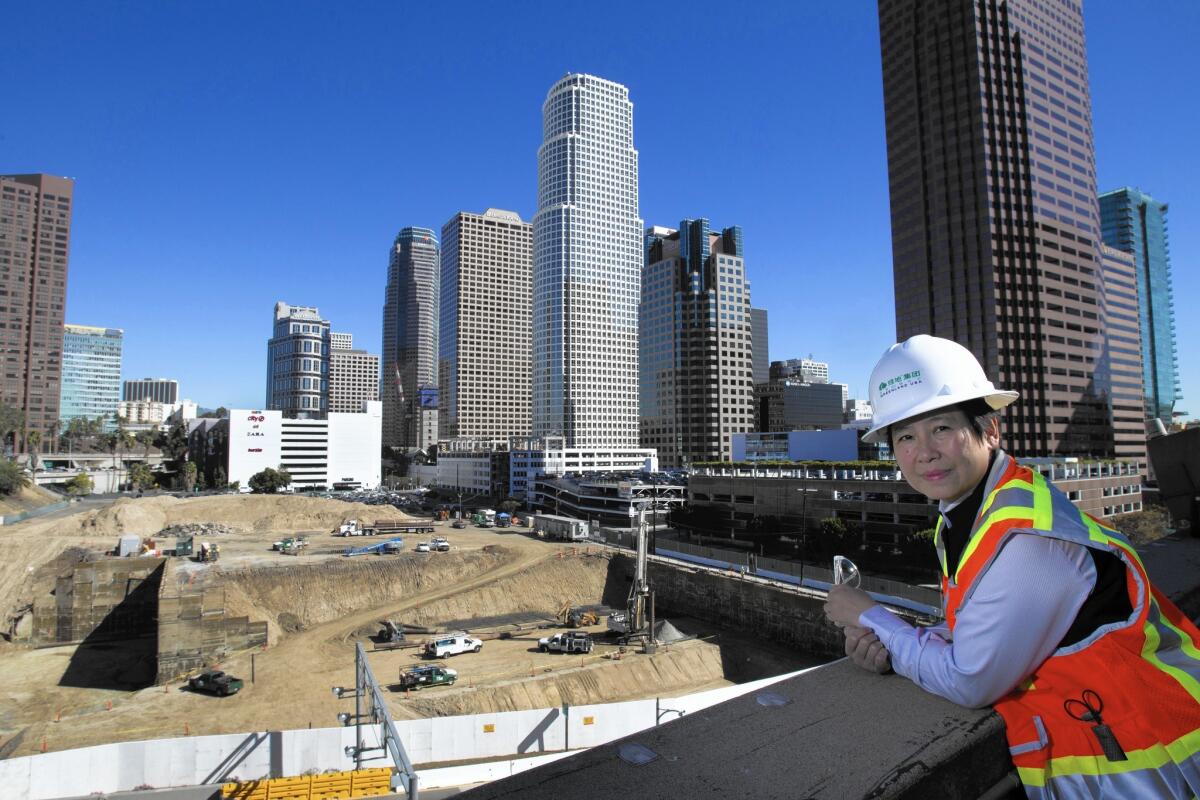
[424,633,483,659]
[538,631,594,654]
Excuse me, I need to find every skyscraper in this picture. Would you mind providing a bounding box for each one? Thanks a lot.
[440,209,532,441]
[751,308,770,385]
[382,227,439,451]
[533,74,642,448]
[1099,187,1180,424]
[328,349,380,414]
[60,325,123,429]
[0,174,73,447]
[1098,245,1146,460]
[123,378,179,405]
[265,302,329,418]
[878,0,1116,457]
[641,220,755,466]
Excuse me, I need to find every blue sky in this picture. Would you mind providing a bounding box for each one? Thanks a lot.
[5,2,1198,419]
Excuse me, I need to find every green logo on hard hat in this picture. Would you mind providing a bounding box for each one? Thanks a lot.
[878,369,923,398]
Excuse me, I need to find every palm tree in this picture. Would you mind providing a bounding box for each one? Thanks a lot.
[112,422,134,492]
[26,430,41,486]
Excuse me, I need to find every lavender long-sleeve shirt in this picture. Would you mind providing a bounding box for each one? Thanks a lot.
[859,533,1096,708]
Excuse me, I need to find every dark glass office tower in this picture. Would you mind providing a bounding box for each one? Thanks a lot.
[382,227,439,450]
[878,0,1117,457]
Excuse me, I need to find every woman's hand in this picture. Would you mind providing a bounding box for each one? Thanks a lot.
[824,584,877,628]
[844,625,892,674]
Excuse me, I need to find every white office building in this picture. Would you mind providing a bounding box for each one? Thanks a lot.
[533,73,644,450]
[509,436,658,499]
[223,401,382,490]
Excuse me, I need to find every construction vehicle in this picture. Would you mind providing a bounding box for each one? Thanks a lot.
[608,506,654,645]
[470,509,496,527]
[557,602,599,628]
[374,520,435,536]
[495,512,512,528]
[396,664,457,691]
[335,519,363,536]
[431,536,450,552]
[197,542,220,563]
[373,619,435,651]
[272,535,309,552]
[187,669,243,696]
[343,537,403,557]
[538,631,594,654]
[435,507,450,521]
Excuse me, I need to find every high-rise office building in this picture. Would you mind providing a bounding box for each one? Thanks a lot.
[772,358,830,385]
[879,0,1118,457]
[266,302,329,419]
[123,378,179,404]
[0,174,73,446]
[641,220,755,466]
[382,227,439,451]
[751,308,770,385]
[533,74,642,448]
[439,209,533,441]
[1098,245,1146,461]
[328,349,380,414]
[60,325,122,429]
[330,332,353,351]
[1099,187,1180,424]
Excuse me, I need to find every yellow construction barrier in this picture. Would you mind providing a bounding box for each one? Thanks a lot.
[222,767,392,799]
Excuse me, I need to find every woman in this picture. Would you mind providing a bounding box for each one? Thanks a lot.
[825,334,1200,799]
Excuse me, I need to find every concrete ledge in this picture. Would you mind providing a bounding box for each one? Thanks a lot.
[463,533,1200,799]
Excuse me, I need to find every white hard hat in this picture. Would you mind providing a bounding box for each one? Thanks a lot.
[862,335,1018,444]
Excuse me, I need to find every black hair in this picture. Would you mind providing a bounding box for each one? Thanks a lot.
[886,398,1001,448]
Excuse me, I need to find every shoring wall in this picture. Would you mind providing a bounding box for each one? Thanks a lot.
[156,560,267,683]
[27,557,164,645]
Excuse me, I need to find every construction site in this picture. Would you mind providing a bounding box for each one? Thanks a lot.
[0,493,829,765]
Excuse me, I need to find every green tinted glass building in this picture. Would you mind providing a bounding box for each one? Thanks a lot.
[1099,187,1179,423]
[60,324,123,430]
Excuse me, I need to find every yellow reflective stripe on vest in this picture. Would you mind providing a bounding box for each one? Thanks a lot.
[957,506,1031,580]
[934,515,948,577]
[1016,726,1200,787]
[1031,472,1053,529]
[1142,613,1200,706]
[977,478,1034,522]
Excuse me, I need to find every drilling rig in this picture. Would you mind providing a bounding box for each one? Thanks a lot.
[607,505,656,650]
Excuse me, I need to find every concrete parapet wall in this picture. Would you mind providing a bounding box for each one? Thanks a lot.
[0,669,806,799]
[156,560,268,683]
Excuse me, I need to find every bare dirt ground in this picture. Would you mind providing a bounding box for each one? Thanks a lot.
[0,495,816,759]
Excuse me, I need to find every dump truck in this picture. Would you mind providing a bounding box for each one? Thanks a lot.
[538,631,594,654]
[396,664,457,691]
[188,669,243,696]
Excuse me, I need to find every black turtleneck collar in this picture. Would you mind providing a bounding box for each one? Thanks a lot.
[941,450,998,577]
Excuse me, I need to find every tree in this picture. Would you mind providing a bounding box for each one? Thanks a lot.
[0,402,24,455]
[128,462,157,491]
[155,421,189,470]
[0,459,30,495]
[26,430,41,485]
[182,461,198,491]
[214,466,227,488]
[65,472,93,496]
[197,406,229,419]
[248,467,291,494]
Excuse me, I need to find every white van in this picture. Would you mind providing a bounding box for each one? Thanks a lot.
[424,633,483,659]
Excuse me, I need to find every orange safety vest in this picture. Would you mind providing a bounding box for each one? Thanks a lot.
[936,453,1200,798]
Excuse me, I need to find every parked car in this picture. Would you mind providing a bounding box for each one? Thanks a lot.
[431,536,450,552]
[187,669,244,696]
[396,664,457,691]
[451,519,467,529]
[425,633,483,659]
[538,631,594,654]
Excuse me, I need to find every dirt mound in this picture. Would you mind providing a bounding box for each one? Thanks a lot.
[158,522,235,538]
[24,494,393,539]
[400,641,725,717]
